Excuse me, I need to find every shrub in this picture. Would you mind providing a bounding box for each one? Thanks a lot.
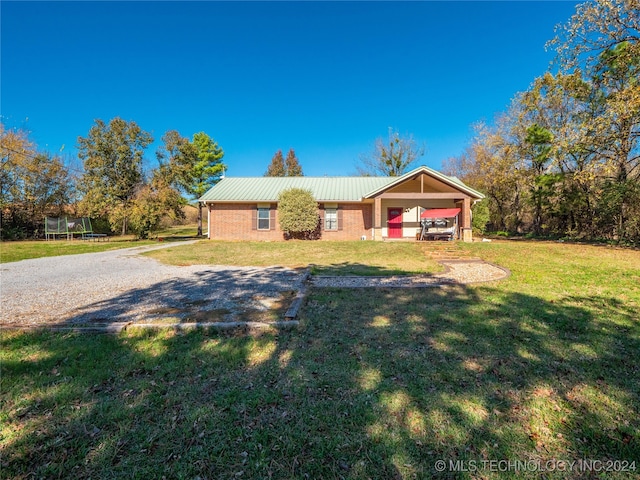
[471,200,490,235]
[277,188,319,239]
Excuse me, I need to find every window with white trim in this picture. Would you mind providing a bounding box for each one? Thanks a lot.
[324,208,338,231]
[257,207,270,230]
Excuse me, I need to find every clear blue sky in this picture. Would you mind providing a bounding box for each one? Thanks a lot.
[2,1,580,177]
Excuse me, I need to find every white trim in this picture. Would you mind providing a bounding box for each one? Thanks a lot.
[257,207,270,230]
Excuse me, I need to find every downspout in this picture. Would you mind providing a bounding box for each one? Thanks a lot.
[207,202,211,239]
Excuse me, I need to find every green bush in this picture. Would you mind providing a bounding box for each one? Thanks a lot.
[471,200,490,235]
[277,188,319,239]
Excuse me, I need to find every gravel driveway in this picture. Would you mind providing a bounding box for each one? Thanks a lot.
[1,243,509,330]
[0,242,306,328]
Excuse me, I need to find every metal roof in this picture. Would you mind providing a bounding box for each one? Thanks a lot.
[199,166,485,202]
[199,176,393,202]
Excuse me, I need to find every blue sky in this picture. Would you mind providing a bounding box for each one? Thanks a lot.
[2,1,580,177]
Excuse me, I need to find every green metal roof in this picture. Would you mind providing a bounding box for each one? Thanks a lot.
[199,166,484,202]
[199,176,393,202]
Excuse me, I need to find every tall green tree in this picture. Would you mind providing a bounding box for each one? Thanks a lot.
[77,118,153,235]
[190,132,225,236]
[357,127,425,176]
[524,124,555,235]
[156,130,225,236]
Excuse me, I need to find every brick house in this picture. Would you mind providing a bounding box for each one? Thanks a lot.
[199,166,484,242]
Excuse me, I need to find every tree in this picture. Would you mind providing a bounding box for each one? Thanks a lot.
[357,127,425,176]
[190,132,225,236]
[443,115,528,233]
[77,118,152,235]
[549,0,640,241]
[1,124,72,239]
[277,188,319,239]
[1,125,34,238]
[285,149,303,176]
[266,148,304,176]
[156,130,225,236]
[445,0,640,242]
[156,130,198,188]
[518,72,598,236]
[265,150,285,176]
[129,172,185,240]
[548,0,639,75]
[524,124,555,235]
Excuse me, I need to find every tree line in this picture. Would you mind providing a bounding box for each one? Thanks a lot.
[1,118,225,239]
[444,0,639,243]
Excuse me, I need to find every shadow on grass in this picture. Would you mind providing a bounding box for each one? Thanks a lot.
[54,266,304,326]
[2,272,639,478]
[155,235,206,242]
[311,261,441,277]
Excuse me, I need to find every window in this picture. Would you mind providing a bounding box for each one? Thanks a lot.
[325,208,338,231]
[257,207,270,230]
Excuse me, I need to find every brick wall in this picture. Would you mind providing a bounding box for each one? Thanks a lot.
[208,203,373,241]
[320,203,373,241]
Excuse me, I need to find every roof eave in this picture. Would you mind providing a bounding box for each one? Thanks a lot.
[363,166,484,199]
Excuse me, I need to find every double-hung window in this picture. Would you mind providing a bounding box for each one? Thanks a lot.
[324,208,338,231]
[257,207,270,230]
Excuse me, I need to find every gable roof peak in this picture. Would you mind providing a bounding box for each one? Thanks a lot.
[363,165,484,199]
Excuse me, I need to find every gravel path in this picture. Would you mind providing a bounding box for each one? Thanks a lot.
[1,244,509,329]
[312,260,509,287]
[0,242,306,328]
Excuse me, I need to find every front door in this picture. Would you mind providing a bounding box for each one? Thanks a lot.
[388,208,403,238]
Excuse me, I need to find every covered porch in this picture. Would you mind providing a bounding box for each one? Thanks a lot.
[371,198,472,242]
[363,167,480,242]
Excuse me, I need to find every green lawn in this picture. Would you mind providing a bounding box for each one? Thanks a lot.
[0,226,202,263]
[2,241,639,479]
[144,240,444,276]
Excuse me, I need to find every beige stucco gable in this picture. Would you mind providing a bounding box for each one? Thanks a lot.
[363,167,483,242]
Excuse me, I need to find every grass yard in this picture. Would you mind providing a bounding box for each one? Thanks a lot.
[1,241,639,479]
[0,226,202,264]
[0,237,155,263]
[144,240,444,276]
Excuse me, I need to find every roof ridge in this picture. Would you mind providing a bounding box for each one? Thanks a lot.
[219,176,394,179]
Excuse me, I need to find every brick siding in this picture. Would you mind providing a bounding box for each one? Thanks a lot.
[208,203,373,241]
